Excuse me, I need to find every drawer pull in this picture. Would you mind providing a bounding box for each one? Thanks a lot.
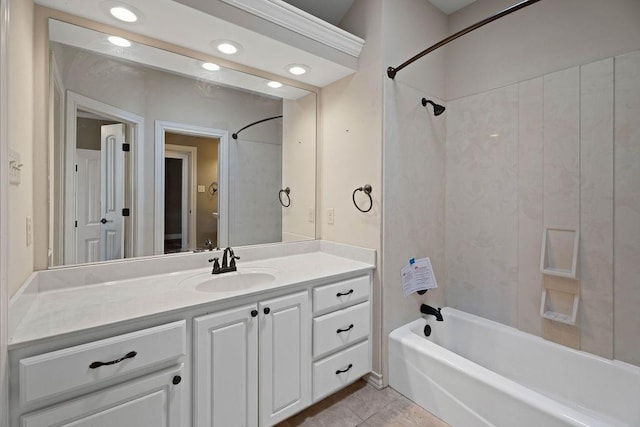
[89,351,137,369]
[336,324,354,334]
[336,289,354,298]
[335,364,353,375]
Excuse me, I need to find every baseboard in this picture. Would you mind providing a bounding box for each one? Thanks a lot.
[365,371,384,390]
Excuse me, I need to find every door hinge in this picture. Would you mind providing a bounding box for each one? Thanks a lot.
[122,143,130,152]
[122,208,130,217]
[74,220,78,228]
[75,164,78,172]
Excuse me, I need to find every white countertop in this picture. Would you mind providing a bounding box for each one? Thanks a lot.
[9,242,375,348]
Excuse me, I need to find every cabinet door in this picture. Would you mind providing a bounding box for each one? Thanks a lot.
[194,304,258,427]
[259,291,311,426]
[21,365,184,427]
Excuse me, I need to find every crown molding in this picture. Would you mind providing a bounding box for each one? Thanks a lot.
[220,0,364,58]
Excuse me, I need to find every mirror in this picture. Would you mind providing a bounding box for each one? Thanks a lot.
[48,19,317,267]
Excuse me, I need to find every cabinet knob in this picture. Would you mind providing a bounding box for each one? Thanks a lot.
[172,375,182,385]
[263,307,271,315]
[251,309,258,317]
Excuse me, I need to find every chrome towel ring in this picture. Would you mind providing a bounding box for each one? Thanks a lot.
[279,187,291,207]
[352,184,373,213]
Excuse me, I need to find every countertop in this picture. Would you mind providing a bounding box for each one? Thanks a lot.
[8,248,374,348]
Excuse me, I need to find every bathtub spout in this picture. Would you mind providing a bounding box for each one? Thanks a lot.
[420,304,443,321]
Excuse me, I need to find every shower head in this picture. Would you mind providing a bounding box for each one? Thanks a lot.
[421,98,446,116]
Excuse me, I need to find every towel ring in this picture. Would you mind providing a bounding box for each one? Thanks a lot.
[279,187,291,207]
[352,184,373,213]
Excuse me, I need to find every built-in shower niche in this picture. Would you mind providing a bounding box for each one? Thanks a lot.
[540,288,579,325]
[540,228,579,279]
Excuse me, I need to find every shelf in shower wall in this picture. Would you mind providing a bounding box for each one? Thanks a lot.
[540,228,579,279]
[540,289,579,325]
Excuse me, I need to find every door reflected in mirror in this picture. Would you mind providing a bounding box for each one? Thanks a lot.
[48,19,317,267]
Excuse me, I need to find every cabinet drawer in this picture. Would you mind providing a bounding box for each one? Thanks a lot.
[19,320,186,405]
[313,276,369,314]
[313,301,370,358]
[312,340,370,402]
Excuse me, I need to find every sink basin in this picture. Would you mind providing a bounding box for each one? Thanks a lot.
[181,270,276,293]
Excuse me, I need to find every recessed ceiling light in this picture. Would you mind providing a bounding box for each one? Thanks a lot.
[108,36,131,47]
[216,41,240,55]
[287,64,309,76]
[202,62,220,71]
[267,81,282,88]
[489,133,500,138]
[110,6,137,22]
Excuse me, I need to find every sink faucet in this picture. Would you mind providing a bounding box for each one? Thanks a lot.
[209,247,240,275]
[420,304,443,321]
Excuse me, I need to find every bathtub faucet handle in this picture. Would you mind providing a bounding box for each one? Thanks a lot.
[420,304,443,321]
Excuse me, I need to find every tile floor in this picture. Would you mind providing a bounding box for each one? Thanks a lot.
[276,380,450,427]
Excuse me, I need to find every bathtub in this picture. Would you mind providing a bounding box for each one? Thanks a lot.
[389,307,640,427]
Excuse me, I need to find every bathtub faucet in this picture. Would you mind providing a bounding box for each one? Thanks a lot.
[420,304,443,321]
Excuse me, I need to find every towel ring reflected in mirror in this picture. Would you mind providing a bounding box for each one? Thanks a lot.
[353,184,373,213]
[279,187,291,207]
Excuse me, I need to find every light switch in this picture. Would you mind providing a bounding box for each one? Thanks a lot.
[197,185,205,193]
[308,208,315,223]
[26,217,32,247]
[327,208,334,225]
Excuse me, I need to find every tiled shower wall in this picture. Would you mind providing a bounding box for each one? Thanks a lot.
[445,50,640,365]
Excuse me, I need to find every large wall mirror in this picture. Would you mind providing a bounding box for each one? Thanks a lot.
[48,19,317,267]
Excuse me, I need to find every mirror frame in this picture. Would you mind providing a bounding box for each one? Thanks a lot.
[34,6,321,270]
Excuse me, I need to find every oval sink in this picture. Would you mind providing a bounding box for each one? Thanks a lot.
[181,271,276,293]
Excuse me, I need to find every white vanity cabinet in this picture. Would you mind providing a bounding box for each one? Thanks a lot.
[311,276,372,402]
[12,320,188,427]
[194,290,311,427]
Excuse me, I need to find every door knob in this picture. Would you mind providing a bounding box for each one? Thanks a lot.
[100,218,113,224]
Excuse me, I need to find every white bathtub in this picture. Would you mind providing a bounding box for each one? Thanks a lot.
[389,307,640,427]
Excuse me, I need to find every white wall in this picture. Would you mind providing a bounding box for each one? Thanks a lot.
[380,0,447,384]
[7,0,34,298]
[282,93,316,242]
[53,44,284,255]
[443,0,640,366]
[321,0,384,378]
[446,0,640,100]
[445,50,640,365]
[0,0,8,422]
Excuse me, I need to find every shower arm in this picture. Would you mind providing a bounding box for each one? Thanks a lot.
[232,115,283,140]
[386,0,541,79]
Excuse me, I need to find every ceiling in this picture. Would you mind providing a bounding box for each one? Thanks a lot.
[282,0,355,26]
[36,0,358,88]
[428,0,478,15]
[281,0,478,23]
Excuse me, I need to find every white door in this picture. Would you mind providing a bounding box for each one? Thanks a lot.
[194,304,258,427]
[259,291,311,426]
[100,123,125,260]
[21,365,185,427]
[75,149,101,263]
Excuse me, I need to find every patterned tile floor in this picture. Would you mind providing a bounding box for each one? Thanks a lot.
[276,380,450,427]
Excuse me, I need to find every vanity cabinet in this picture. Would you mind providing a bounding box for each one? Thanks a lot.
[13,321,188,427]
[20,364,185,427]
[194,290,311,427]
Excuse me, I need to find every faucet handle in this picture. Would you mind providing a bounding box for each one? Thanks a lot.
[209,257,220,273]
[230,255,240,268]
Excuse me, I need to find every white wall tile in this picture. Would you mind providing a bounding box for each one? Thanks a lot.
[614,51,640,366]
[542,66,581,348]
[445,85,519,326]
[579,58,614,359]
[517,77,544,336]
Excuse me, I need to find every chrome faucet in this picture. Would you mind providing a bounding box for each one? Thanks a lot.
[420,304,443,321]
[209,247,240,274]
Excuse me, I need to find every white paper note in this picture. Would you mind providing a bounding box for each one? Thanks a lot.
[401,257,438,297]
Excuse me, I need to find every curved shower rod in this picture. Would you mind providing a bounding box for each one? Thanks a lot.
[232,115,283,140]
[387,0,541,79]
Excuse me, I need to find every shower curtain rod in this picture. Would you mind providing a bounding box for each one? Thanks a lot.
[232,115,283,140]
[386,0,541,79]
